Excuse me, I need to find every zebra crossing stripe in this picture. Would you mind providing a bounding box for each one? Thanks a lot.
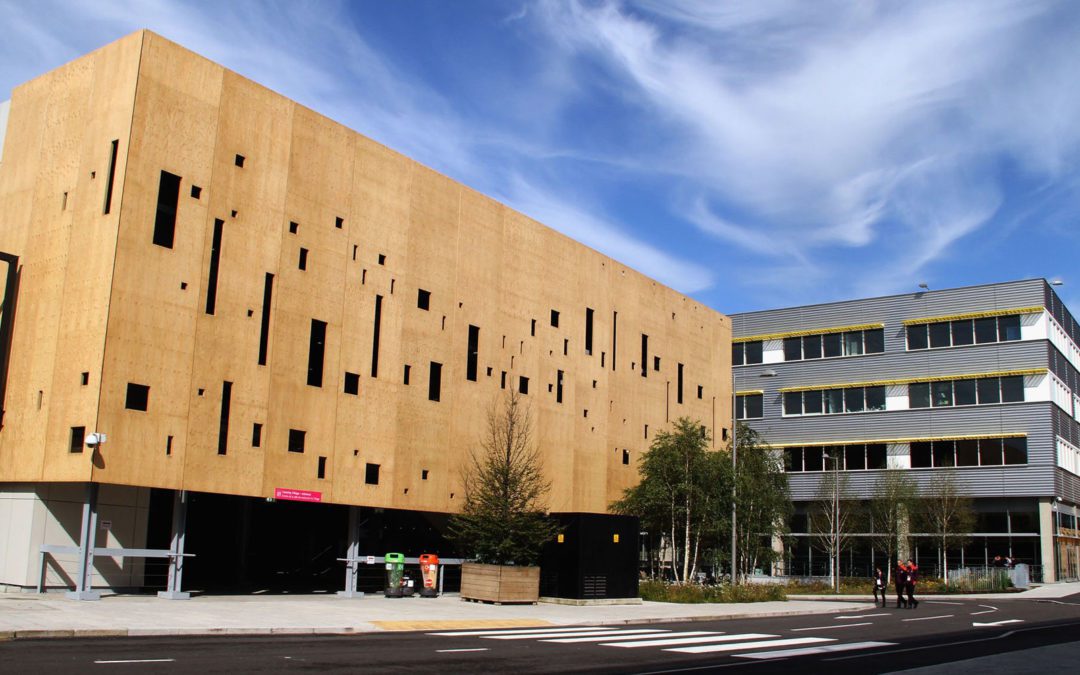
[487,629,628,640]
[734,641,897,660]
[667,637,834,654]
[542,630,675,643]
[603,633,774,648]
[429,626,607,637]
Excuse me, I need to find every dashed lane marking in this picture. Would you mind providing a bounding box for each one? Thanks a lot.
[835,613,888,619]
[735,641,897,660]
[901,614,953,622]
[94,659,176,665]
[436,648,489,653]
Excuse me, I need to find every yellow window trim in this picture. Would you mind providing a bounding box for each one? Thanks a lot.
[732,323,885,344]
[901,306,1043,326]
[778,368,1046,393]
[772,432,1027,449]
[735,390,764,396]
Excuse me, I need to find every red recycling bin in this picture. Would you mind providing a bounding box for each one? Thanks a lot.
[419,553,439,597]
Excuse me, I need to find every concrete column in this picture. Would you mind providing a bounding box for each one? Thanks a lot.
[67,483,100,601]
[338,506,363,598]
[1039,497,1056,583]
[158,489,190,599]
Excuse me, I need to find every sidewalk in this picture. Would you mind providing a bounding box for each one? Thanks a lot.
[793,580,1080,602]
[0,592,868,641]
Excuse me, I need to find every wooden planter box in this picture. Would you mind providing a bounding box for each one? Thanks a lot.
[460,563,540,604]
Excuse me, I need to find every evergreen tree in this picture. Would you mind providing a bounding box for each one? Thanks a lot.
[448,391,557,566]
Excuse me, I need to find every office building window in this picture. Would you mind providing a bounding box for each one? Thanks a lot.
[735,393,763,419]
[909,375,1024,409]
[733,340,763,365]
[782,386,886,416]
[783,328,883,361]
[783,444,888,472]
[907,315,1022,351]
[909,437,1026,468]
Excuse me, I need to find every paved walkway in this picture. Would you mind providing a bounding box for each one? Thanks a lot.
[1,582,1074,641]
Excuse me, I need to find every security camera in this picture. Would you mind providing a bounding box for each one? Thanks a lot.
[85,432,107,448]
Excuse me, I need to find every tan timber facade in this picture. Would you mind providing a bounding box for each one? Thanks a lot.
[0,32,730,592]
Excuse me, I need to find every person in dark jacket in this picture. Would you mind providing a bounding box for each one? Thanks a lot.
[894,562,908,609]
[873,567,887,607]
[905,559,919,609]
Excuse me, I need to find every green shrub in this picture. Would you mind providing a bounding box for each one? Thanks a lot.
[639,580,786,603]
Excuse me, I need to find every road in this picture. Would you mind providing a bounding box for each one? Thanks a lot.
[3,594,1080,673]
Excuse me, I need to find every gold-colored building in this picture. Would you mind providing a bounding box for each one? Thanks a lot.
[0,31,731,595]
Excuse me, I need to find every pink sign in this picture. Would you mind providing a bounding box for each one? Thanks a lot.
[274,488,322,503]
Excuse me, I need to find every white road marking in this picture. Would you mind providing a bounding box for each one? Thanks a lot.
[429,626,606,636]
[486,629,625,640]
[970,609,997,615]
[436,648,489,653]
[93,659,176,665]
[542,630,674,643]
[901,614,953,622]
[927,600,962,605]
[973,619,1024,627]
[835,613,888,619]
[603,633,771,648]
[668,637,834,654]
[791,622,871,632]
[736,641,897,660]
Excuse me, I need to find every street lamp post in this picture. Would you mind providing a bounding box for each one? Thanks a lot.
[824,449,841,593]
[731,367,776,585]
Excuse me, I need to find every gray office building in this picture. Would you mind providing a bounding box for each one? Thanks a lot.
[732,279,1080,582]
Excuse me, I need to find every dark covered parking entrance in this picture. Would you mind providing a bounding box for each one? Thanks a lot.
[147,489,459,594]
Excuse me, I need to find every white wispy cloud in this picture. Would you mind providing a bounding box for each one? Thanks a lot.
[534,0,1080,302]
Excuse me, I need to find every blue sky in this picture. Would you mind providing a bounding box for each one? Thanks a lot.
[3,0,1079,314]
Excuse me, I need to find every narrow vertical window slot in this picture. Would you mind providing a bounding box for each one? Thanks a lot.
[103,139,119,215]
[308,319,327,387]
[612,311,618,371]
[318,456,327,479]
[298,247,308,270]
[556,370,564,403]
[466,325,479,382]
[252,423,263,447]
[205,218,224,315]
[428,362,443,401]
[677,363,684,404]
[258,273,274,365]
[153,170,181,248]
[217,381,232,455]
[371,295,383,377]
[641,334,648,377]
[585,307,594,355]
[166,435,173,456]
[403,364,411,385]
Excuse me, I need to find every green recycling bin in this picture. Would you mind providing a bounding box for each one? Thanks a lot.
[384,552,405,598]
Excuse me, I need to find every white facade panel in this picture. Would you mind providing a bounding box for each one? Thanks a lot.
[763,339,784,364]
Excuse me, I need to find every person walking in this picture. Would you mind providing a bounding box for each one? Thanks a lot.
[894,561,908,609]
[873,566,887,607]
[905,559,919,609]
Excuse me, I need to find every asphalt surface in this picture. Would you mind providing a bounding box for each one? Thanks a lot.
[4,594,1079,673]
